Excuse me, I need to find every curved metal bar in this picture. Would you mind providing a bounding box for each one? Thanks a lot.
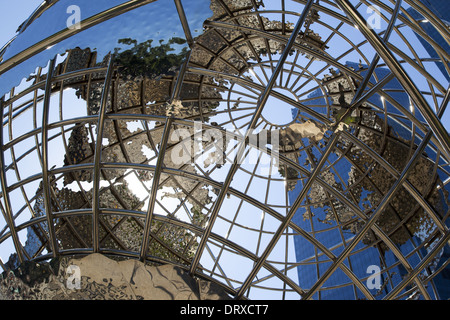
[2,66,108,108]
[3,110,443,238]
[335,0,450,159]
[235,134,344,299]
[92,55,115,252]
[15,205,302,297]
[174,0,194,47]
[187,66,331,124]
[169,50,191,103]
[0,0,448,298]
[0,0,157,76]
[384,231,450,300]
[301,122,438,299]
[343,131,448,234]
[0,98,25,263]
[206,13,446,96]
[402,0,450,46]
[139,117,173,261]
[333,0,402,129]
[40,57,58,258]
[440,85,450,118]
[189,0,316,277]
[203,19,362,81]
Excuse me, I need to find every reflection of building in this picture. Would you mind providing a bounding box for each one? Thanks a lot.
[289,60,449,299]
[405,0,450,82]
[406,2,450,295]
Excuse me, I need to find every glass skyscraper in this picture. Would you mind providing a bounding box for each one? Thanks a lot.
[290,60,449,299]
[406,1,450,299]
[406,0,450,82]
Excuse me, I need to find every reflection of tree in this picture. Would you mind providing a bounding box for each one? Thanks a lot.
[9,38,201,267]
[114,37,189,79]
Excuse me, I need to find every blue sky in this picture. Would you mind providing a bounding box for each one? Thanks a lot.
[0,0,43,48]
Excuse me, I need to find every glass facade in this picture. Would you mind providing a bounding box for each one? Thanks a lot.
[290,60,449,299]
[406,0,450,82]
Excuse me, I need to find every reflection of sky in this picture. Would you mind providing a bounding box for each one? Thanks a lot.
[0,0,212,97]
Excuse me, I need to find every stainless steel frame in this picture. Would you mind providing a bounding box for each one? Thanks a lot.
[0,0,448,300]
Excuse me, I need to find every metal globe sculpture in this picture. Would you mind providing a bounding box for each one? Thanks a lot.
[0,0,449,300]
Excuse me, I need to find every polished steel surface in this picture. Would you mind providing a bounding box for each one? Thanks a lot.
[0,0,449,300]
